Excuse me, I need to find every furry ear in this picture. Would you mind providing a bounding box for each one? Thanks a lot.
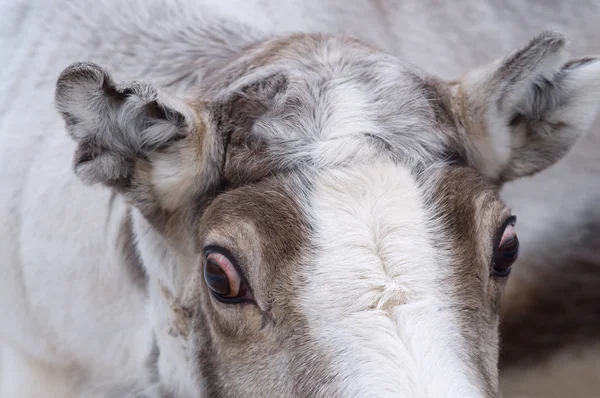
[452,31,600,181]
[55,62,223,215]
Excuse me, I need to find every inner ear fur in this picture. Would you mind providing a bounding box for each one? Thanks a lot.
[450,31,600,182]
[55,62,224,223]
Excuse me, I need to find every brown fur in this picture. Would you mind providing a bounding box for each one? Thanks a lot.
[429,166,512,394]
[179,175,343,397]
[115,209,147,291]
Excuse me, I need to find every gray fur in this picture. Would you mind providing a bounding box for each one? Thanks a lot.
[56,62,191,185]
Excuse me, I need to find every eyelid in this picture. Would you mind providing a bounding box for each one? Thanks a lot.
[493,215,518,251]
[203,245,255,302]
[204,246,246,276]
[505,215,517,228]
[499,224,517,246]
[206,252,241,297]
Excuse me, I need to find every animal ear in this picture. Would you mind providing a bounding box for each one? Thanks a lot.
[451,31,600,181]
[55,62,223,216]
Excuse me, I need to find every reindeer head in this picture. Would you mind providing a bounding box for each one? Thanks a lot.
[55,32,600,397]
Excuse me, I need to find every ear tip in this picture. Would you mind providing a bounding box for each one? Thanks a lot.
[57,62,108,87]
[531,31,569,51]
[55,62,112,108]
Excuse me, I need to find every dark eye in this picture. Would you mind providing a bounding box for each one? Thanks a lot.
[203,248,253,304]
[492,216,519,277]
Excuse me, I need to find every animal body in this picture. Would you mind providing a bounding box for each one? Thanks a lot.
[1,1,599,397]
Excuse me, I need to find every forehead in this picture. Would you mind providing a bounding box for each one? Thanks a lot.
[201,33,510,302]
[200,162,508,299]
[204,35,459,186]
[200,32,509,288]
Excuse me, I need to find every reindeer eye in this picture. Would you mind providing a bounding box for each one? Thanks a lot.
[492,216,519,277]
[203,248,253,304]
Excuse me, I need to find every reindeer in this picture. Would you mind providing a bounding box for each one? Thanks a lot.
[1,1,599,397]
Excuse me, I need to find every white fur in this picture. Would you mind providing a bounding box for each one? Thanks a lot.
[0,123,153,395]
[0,345,80,398]
[302,162,483,397]
[132,213,201,397]
[553,59,600,134]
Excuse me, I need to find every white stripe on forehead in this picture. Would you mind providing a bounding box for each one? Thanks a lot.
[301,162,484,397]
